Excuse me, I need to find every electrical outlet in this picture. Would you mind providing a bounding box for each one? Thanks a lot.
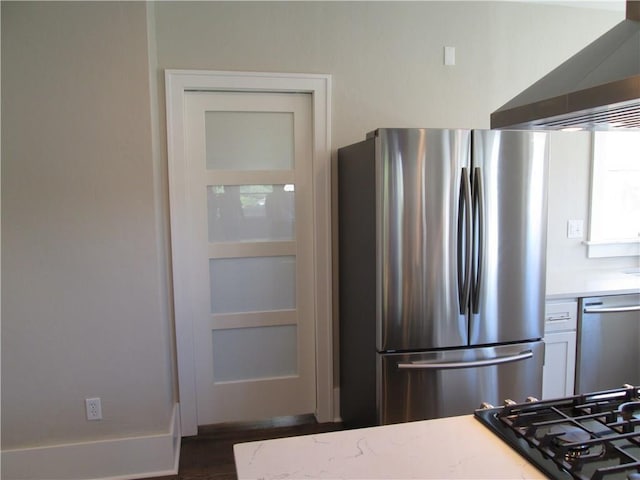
[85,397,102,421]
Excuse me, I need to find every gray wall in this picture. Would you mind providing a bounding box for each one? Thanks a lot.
[154,1,621,147]
[1,0,627,462]
[2,2,175,450]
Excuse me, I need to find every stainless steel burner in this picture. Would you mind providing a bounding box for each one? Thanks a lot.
[550,425,591,445]
[549,425,596,462]
[548,425,591,462]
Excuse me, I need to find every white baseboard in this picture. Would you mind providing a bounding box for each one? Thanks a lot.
[1,403,181,480]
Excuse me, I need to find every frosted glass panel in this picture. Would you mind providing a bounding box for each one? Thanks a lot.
[210,256,295,314]
[205,111,294,170]
[208,185,295,242]
[212,325,297,382]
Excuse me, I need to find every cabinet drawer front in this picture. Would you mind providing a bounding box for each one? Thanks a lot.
[544,301,577,332]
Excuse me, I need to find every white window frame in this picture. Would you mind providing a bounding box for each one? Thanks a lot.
[586,131,640,258]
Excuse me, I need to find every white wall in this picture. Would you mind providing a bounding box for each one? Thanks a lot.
[1,1,630,477]
[1,1,176,474]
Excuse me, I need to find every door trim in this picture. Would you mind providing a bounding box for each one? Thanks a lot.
[165,70,332,436]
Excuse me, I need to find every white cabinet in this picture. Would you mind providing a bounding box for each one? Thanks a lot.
[543,331,577,399]
[542,301,577,399]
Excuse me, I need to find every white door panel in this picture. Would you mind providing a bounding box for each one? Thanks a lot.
[184,91,315,425]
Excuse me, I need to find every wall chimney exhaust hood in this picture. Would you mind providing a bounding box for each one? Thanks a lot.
[491,0,640,130]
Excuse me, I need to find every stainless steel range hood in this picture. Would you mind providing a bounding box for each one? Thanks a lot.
[491,0,640,130]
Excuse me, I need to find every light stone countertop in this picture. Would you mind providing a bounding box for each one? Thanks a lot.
[233,414,546,479]
[546,267,640,300]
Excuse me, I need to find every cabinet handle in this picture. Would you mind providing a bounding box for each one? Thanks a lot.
[546,313,571,322]
[583,305,640,314]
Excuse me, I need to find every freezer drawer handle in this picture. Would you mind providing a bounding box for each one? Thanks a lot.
[583,305,640,314]
[396,350,533,370]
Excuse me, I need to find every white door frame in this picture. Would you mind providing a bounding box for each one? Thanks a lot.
[165,70,333,436]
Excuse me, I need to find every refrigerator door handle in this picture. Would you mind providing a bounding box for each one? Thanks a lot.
[457,167,472,314]
[397,350,533,370]
[472,167,484,314]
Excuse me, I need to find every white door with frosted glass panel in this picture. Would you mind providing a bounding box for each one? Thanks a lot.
[184,91,315,425]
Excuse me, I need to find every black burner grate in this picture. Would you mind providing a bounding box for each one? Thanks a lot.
[475,385,640,480]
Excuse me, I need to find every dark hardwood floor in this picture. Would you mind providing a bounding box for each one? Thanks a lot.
[146,415,344,480]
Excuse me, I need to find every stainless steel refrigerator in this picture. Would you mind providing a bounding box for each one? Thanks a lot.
[338,128,549,426]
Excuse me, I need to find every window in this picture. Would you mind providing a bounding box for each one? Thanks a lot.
[587,131,640,258]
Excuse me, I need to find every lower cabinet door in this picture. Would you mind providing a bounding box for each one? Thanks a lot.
[542,331,577,399]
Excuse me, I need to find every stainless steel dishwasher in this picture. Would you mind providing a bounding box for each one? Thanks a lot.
[576,292,640,393]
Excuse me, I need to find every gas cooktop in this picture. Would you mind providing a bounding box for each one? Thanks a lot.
[475,385,640,480]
